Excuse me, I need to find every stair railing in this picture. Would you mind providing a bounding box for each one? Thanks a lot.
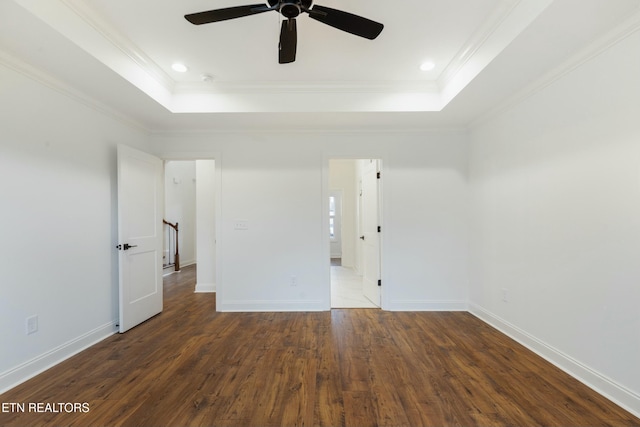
[163,219,180,272]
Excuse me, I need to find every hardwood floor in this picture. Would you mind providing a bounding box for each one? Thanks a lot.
[1,265,638,427]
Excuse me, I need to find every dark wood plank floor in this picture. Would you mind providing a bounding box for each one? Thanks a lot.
[1,264,638,427]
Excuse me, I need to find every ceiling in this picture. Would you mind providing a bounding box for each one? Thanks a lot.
[1,0,639,132]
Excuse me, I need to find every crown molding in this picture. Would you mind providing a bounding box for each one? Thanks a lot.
[11,0,175,109]
[469,6,640,129]
[174,80,440,95]
[150,125,469,137]
[61,0,175,92]
[438,0,521,91]
[438,0,554,109]
[0,48,149,133]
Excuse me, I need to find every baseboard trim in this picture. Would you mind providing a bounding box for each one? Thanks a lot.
[469,303,640,418]
[219,299,326,312]
[3,303,638,419]
[194,282,216,293]
[387,299,468,311]
[0,321,117,395]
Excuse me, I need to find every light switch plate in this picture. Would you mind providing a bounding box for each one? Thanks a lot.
[234,220,249,230]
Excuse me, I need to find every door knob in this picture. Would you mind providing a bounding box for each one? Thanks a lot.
[360,236,365,240]
[117,243,138,250]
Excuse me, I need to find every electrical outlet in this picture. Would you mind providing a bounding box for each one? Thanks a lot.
[501,288,508,303]
[26,315,38,335]
[290,275,297,287]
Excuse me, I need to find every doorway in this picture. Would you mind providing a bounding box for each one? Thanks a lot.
[163,159,217,293]
[329,159,381,308]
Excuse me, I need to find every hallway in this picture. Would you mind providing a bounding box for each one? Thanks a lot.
[331,265,378,308]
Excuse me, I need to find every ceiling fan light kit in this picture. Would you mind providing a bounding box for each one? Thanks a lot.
[185,0,384,64]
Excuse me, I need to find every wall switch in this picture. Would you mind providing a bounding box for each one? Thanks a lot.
[26,315,38,335]
[234,220,249,230]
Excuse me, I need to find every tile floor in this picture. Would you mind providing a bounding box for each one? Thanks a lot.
[331,264,378,308]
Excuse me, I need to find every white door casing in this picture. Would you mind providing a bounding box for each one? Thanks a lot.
[361,159,381,307]
[117,145,164,333]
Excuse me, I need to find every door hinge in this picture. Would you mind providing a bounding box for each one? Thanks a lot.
[378,279,382,287]
[377,171,381,179]
[377,226,381,233]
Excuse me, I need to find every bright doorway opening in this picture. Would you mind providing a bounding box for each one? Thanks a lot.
[329,159,381,308]
[163,160,216,294]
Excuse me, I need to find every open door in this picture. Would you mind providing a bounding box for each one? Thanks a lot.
[362,159,381,306]
[117,145,164,333]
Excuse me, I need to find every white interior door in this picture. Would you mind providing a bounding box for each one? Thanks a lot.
[362,159,381,307]
[117,145,163,333]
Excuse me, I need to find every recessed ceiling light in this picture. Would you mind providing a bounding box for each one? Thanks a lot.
[420,61,435,71]
[172,63,188,73]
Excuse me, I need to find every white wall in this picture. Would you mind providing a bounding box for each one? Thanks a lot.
[329,160,357,267]
[0,59,149,392]
[195,160,216,292]
[468,29,640,414]
[153,131,470,312]
[164,161,196,267]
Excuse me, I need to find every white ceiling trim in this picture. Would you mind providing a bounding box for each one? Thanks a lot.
[0,48,148,132]
[12,0,552,114]
[170,90,444,113]
[469,6,640,129]
[439,0,554,106]
[174,80,441,95]
[59,0,175,91]
[438,0,522,90]
[12,0,174,108]
[150,125,470,137]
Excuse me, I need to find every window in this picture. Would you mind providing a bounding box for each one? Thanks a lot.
[329,196,336,240]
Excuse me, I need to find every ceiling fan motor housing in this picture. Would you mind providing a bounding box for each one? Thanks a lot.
[269,0,313,18]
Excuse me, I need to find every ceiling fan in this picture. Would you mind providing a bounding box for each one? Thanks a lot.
[185,0,384,64]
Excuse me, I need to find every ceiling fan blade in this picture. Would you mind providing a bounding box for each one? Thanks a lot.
[279,19,297,64]
[307,5,383,39]
[185,4,272,25]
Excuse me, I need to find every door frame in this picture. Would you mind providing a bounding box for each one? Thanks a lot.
[360,159,382,307]
[156,151,222,308]
[322,153,387,310]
